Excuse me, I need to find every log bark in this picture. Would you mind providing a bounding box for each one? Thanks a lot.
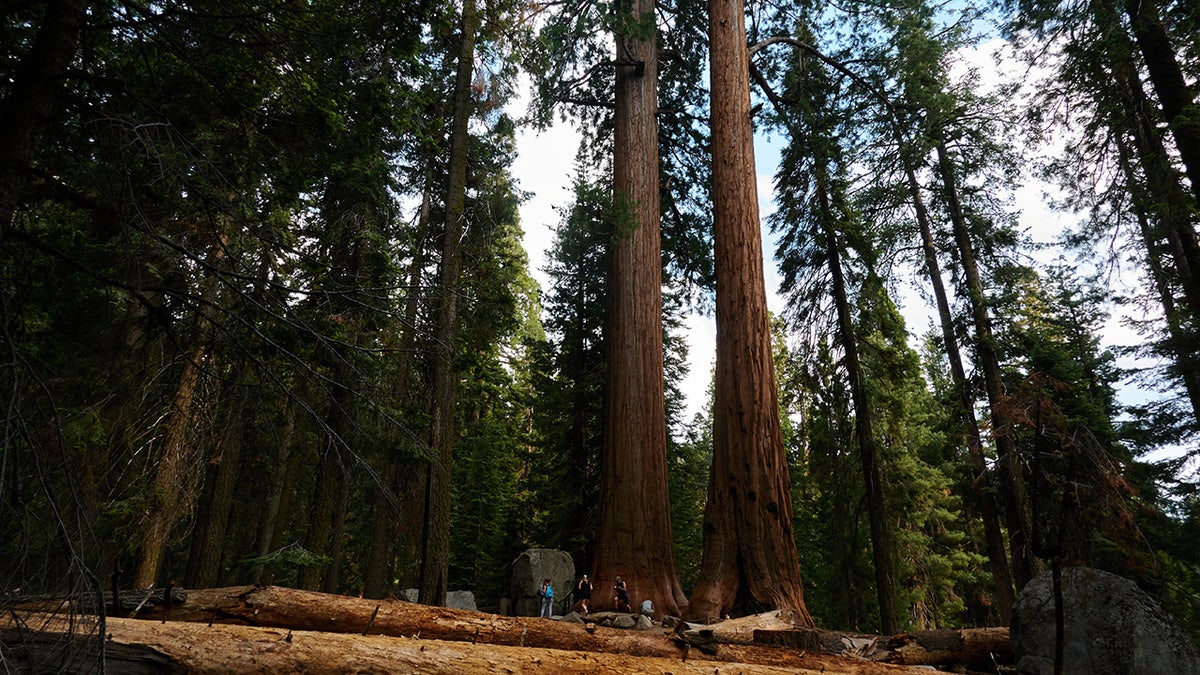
[116,586,937,672]
[10,589,1000,673]
[1,614,930,675]
[753,626,1010,668]
[135,585,685,657]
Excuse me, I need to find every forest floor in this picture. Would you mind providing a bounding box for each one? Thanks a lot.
[3,585,1011,673]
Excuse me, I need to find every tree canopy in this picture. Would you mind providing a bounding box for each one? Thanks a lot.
[1,0,1198,653]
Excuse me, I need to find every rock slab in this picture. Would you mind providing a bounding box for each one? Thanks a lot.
[1011,566,1200,675]
[509,548,575,617]
[398,589,476,611]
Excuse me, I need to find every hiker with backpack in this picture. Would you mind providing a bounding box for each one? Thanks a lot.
[538,578,554,618]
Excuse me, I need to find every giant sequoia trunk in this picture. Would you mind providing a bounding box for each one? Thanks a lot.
[4,611,948,674]
[421,0,477,606]
[592,0,687,618]
[9,587,1002,672]
[686,0,812,624]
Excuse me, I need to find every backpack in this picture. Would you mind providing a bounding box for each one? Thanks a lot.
[545,584,554,599]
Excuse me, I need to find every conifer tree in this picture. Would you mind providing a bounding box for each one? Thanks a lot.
[686,0,813,623]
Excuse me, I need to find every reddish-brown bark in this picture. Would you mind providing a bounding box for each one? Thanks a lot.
[686,0,812,624]
[593,0,687,618]
[2,613,931,674]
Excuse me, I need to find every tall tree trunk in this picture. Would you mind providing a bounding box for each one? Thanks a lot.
[814,174,899,635]
[686,0,813,624]
[1104,0,1200,319]
[934,140,1037,590]
[132,240,224,589]
[322,479,351,593]
[184,379,245,589]
[900,159,1015,621]
[1122,0,1200,207]
[592,0,687,618]
[1114,67,1200,427]
[251,399,296,585]
[0,0,87,233]
[420,0,477,606]
[132,342,209,589]
[298,421,348,590]
[1114,129,1200,425]
[364,185,432,599]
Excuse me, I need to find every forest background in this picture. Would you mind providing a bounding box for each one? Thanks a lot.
[2,0,1198,645]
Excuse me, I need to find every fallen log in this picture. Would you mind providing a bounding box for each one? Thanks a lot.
[11,586,1006,672]
[875,627,1011,667]
[0,615,945,674]
[134,585,685,657]
[752,626,1011,668]
[9,586,187,616]
[129,586,939,671]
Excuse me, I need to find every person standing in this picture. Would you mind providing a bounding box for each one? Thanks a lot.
[576,574,593,616]
[613,576,630,612]
[538,578,554,618]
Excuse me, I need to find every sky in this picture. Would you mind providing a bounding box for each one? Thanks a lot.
[506,38,1169,436]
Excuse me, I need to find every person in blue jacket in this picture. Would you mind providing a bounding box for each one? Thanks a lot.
[538,578,554,618]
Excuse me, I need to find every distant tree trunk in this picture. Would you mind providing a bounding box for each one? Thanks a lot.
[420,0,477,606]
[1113,118,1200,425]
[1122,0,1200,207]
[298,406,349,590]
[323,478,351,593]
[251,399,296,585]
[131,342,208,589]
[934,140,1037,590]
[364,187,431,599]
[0,0,87,233]
[814,173,899,635]
[184,380,246,589]
[1105,0,1200,318]
[901,158,1015,621]
[132,239,225,589]
[1128,180,1200,423]
[686,0,813,624]
[592,0,687,618]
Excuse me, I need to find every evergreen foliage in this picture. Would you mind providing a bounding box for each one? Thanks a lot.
[2,0,1198,646]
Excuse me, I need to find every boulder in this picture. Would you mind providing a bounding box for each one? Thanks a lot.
[509,548,575,617]
[398,589,475,611]
[635,614,653,631]
[559,611,585,624]
[445,590,476,611]
[1011,567,1200,675]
